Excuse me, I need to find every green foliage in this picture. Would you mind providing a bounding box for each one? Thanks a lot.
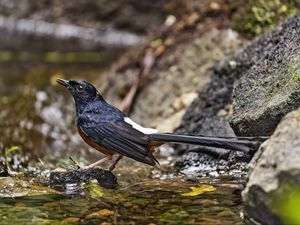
[277,185,300,225]
[233,0,299,37]
[4,146,19,156]
[151,38,163,48]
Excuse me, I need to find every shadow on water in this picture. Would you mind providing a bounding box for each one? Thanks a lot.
[0,179,246,225]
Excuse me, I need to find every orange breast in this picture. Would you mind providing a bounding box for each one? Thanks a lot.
[78,128,115,156]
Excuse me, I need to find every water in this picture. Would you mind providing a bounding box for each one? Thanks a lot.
[0,179,246,225]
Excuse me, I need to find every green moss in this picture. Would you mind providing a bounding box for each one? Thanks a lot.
[0,51,13,61]
[290,60,300,83]
[232,0,299,37]
[292,73,300,81]
[158,209,190,224]
[286,59,300,88]
[278,187,300,225]
[271,178,300,225]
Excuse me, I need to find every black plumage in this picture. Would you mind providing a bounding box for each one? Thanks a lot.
[57,79,268,169]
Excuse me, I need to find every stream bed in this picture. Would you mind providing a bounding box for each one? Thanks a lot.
[0,178,245,225]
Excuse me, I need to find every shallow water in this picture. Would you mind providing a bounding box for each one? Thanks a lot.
[0,179,246,225]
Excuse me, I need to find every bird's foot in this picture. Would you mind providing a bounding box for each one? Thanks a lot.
[69,156,112,170]
[82,165,103,170]
[69,157,82,169]
[69,157,104,170]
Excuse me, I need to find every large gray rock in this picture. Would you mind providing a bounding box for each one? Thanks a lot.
[230,14,300,136]
[242,108,300,225]
[174,14,300,175]
[173,32,252,174]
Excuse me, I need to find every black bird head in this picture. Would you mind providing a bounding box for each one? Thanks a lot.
[57,79,101,104]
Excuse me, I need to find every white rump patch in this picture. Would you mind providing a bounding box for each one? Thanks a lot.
[124,117,158,134]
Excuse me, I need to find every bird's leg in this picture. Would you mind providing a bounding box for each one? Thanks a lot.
[109,155,123,171]
[69,157,81,169]
[85,155,112,169]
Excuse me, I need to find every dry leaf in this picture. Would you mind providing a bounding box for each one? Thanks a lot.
[86,209,114,218]
[181,184,216,196]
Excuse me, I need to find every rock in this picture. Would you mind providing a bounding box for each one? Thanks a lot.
[175,14,300,174]
[50,168,118,189]
[230,14,300,136]
[0,177,59,198]
[172,31,252,175]
[242,108,300,225]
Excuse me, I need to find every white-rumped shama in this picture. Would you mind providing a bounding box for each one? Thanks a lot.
[57,79,267,170]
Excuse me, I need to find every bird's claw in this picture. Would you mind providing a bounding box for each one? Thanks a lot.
[69,157,108,170]
[69,157,82,169]
[79,164,104,170]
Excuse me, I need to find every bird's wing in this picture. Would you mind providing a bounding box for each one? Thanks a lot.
[79,121,158,166]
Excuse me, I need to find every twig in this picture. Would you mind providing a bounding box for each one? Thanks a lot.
[118,50,155,114]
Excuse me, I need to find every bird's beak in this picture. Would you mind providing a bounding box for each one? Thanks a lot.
[56,78,70,87]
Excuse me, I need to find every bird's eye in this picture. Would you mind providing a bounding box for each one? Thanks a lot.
[77,85,84,92]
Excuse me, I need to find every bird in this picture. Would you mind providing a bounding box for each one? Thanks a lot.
[57,79,267,171]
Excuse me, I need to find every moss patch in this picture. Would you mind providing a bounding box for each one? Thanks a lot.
[232,0,299,37]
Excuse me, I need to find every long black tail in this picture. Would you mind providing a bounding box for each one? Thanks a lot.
[149,133,268,152]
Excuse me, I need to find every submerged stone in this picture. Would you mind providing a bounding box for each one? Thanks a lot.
[49,168,118,189]
[0,176,59,198]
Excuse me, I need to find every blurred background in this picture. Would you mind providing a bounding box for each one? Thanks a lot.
[1,1,300,224]
[0,0,298,168]
[0,0,172,164]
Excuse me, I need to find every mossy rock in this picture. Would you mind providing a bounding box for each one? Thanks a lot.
[242,108,300,224]
[230,14,300,136]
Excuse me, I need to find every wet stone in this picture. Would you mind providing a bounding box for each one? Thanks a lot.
[242,107,300,225]
[50,168,118,189]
